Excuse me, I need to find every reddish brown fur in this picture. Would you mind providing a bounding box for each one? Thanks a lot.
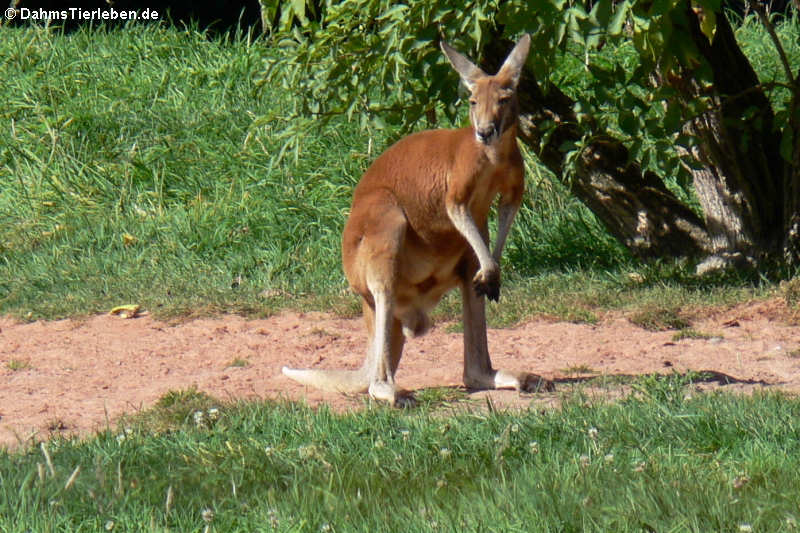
[343,123,523,315]
[282,35,551,404]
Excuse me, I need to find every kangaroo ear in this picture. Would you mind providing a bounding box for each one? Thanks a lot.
[497,34,531,88]
[440,41,486,91]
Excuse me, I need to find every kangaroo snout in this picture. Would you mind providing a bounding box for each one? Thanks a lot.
[475,124,499,144]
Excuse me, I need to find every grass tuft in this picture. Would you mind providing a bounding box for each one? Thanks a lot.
[781,277,800,308]
[6,359,32,371]
[561,364,600,375]
[672,328,718,341]
[120,386,222,434]
[628,305,691,331]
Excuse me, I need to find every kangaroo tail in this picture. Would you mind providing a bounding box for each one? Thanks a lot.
[281,366,369,394]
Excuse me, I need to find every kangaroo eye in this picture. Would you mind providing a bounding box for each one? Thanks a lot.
[469,99,477,107]
[499,96,511,105]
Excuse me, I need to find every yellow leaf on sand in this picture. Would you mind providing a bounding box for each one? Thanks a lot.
[109,305,141,319]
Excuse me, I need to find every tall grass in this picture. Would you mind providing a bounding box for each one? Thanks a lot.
[1,380,800,531]
[0,24,367,318]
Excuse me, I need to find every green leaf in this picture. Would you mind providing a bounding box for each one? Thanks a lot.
[290,0,307,25]
[698,8,716,41]
[619,109,640,136]
[609,0,629,36]
[662,102,683,134]
[589,0,613,27]
[377,4,408,21]
[554,20,567,46]
[471,15,482,43]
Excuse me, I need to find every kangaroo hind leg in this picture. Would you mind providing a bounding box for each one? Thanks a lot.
[358,202,412,406]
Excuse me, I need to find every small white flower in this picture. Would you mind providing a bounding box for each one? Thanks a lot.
[604,453,615,464]
[116,427,133,443]
[104,520,115,531]
[201,508,214,523]
[264,446,274,456]
[207,407,220,421]
[510,423,520,433]
[436,479,447,488]
[733,475,750,489]
[528,441,540,454]
[373,438,384,449]
[400,429,410,441]
[439,448,452,459]
[193,411,205,428]
[588,427,598,440]
[579,454,591,468]
[739,524,752,532]
[298,445,316,458]
[320,523,332,532]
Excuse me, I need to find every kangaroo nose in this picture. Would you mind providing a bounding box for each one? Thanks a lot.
[476,126,496,144]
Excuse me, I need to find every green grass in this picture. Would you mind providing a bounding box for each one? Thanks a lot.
[2,378,800,531]
[672,329,718,341]
[226,357,251,368]
[560,364,600,375]
[628,305,691,332]
[6,358,32,371]
[0,23,365,320]
[473,260,776,328]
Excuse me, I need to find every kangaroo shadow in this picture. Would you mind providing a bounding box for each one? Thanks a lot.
[548,369,771,388]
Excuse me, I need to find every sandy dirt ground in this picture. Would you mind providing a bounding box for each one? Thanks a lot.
[1,298,798,450]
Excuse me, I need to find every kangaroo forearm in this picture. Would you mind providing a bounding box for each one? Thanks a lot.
[446,202,496,271]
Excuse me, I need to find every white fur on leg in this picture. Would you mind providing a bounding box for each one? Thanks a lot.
[365,285,398,404]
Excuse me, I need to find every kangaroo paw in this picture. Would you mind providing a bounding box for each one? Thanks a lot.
[467,369,554,393]
[472,268,500,302]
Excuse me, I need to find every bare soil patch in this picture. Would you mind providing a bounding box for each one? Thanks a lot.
[1,298,798,449]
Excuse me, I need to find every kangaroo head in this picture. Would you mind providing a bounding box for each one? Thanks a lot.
[441,34,530,146]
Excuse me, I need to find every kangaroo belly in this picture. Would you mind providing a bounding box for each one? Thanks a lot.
[392,229,470,337]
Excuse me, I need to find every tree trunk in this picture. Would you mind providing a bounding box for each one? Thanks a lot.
[480,38,712,259]
[673,6,786,271]
[784,98,800,264]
